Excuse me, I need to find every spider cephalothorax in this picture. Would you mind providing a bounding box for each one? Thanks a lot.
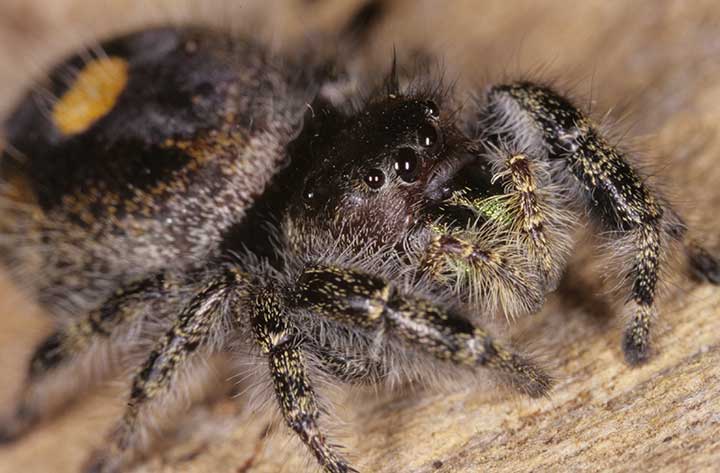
[285,84,567,320]
[287,93,467,247]
[0,23,718,473]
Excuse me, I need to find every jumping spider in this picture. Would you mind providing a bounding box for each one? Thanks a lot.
[0,25,718,473]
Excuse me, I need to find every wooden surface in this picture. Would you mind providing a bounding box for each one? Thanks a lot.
[1,1,720,472]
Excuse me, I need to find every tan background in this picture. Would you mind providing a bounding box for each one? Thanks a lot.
[1,1,720,472]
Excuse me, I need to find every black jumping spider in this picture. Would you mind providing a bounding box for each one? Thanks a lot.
[0,24,718,473]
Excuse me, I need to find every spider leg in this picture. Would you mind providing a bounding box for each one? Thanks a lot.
[424,149,569,317]
[85,269,240,473]
[312,335,388,385]
[0,274,165,443]
[482,81,720,364]
[422,231,544,318]
[686,241,720,284]
[251,287,355,473]
[293,265,553,397]
[494,152,565,286]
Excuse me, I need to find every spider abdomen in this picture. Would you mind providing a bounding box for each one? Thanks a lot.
[0,27,314,312]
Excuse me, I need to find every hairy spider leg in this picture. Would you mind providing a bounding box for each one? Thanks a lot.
[498,153,560,283]
[482,81,720,364]
[0,274,167,443]
[422,149,569,318]
[244,264,554,472]
[251,286,356,473]
[85,269,241,473]
[421,231,545,318]
[686,241,720,284]
[293,265,553,397]
[309,326,389,384]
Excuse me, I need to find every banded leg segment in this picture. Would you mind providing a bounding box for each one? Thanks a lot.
[497,153,557,283]
[251,287,354,473]
[483,81,720,363]
[86,270,239,473]
[294,266,552,397]
[424,148,565,317]
[0,275,165,443]
[422,232,544,318]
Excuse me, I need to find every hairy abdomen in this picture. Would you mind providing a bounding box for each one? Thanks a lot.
[0,26,315,314]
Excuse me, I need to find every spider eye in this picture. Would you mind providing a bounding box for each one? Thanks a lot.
[424,100,439,118]
[394,147,418,183]
[364,168,386,190]
[303,177,318,202]
[418,122,439,149]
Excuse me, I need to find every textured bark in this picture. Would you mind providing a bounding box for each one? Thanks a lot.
[1,1,720,472]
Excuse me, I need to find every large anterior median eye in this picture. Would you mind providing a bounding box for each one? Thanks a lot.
[364,168,386,189]
[394,147,418,183]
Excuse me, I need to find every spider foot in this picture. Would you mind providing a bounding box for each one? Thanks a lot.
[0,405,36,445]
[687,243,720,285]
[0,422,21,445]
[83,447,125,473]
[622,305,653,366]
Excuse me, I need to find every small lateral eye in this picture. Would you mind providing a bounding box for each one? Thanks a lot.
[394,147,418,183]
[424,100,440,118]
[303,177,317,202]
[418,122,439,149]
[364,168,386,189]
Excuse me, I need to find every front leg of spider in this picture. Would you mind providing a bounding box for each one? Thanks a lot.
[251,287,356,473]
[482,81,720,364]
[293,265,553,397]
[250,264,552,473]
[423,149,565,317]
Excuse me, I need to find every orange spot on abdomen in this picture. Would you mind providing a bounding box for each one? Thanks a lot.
[52,57,128,135]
